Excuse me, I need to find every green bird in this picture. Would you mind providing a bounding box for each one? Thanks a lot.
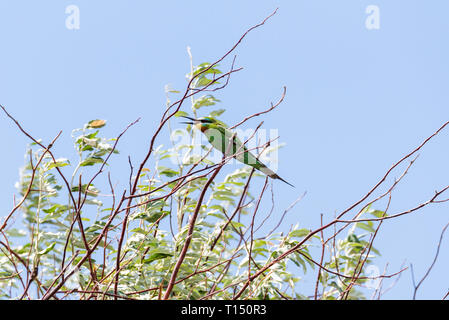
[181,116,294,187]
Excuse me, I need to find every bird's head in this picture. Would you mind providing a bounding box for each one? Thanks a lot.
[180,116,218,132]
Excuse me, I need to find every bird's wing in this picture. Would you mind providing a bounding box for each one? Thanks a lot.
[204,126,254,161]
[205,126,265,167]
[203,126,294,187]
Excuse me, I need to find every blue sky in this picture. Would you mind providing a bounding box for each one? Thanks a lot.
[0,1,448,299]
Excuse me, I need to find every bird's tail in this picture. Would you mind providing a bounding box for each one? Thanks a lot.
[259,165,295,187]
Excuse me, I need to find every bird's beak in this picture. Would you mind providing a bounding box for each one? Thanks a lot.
[180,116,196,125]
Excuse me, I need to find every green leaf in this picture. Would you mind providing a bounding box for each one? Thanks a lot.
[369,210,386,218]
[356,222,375,233]
[87,119,107,129]
[42,204,68,214]
[290,254,307,272]
[347,233,361,243]
[144,251,173,264]
[208,212,226,220]
[174,111,189,118]
[38,242,56,256]
[213,195,235,204]
[5,229,27,238]
[209,109,226,117]
[80,156,104,167]
[159,168,179,177]
[71,184,100,197]
[135,210,168,223]
[193,63,222,76]
[46,158,70,170]
[84,221,106,234]
[190,63,223,89]
[289,229,310,238]
[193,95,220,110]
[229,221,245,229]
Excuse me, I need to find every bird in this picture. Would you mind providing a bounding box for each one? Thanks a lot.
[181,116,294,187]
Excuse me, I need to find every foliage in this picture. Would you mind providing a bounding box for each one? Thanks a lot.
[0,61,383,300]
[4,11,443,300]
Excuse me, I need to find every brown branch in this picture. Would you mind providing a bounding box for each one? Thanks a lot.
[0,129,62,232]
[233,119,449,299]
[314,214,325,300]
[162,164,223,299]
[411,220,449,299]
[230,86,287,130]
